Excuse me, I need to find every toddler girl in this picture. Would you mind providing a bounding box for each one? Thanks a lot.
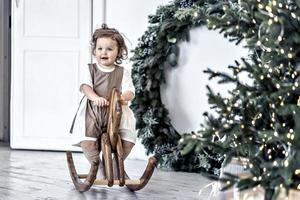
[71,24,136,179]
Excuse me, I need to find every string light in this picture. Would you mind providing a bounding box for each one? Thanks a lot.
[257,41,262,46]
[295,169,300,175]
[284,160,289,167]
[265,6,272,13]
[268,19,273,25]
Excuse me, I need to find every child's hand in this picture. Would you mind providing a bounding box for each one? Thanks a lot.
[93,97,109,107]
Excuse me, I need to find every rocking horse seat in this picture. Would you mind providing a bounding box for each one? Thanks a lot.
[66,88,157,192]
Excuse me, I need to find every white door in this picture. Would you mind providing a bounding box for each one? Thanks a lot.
[11,0,92,150]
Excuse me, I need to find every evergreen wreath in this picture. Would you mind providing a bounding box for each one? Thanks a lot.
[131,1,300,198]
[130,0,230,175]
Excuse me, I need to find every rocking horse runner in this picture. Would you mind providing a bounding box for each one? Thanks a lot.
[67,24,156,192]
[66,88,157,192]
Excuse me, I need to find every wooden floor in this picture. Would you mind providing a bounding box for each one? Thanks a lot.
[0,143,215,200]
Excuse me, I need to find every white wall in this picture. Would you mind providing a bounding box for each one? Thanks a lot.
[161,26,249,134]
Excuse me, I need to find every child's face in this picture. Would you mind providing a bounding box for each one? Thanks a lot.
[94,37,119,67]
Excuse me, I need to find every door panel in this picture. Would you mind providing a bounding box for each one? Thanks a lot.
[11,0,92,150]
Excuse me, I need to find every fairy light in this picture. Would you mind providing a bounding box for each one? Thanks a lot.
[280,49,285,54]
[260,75,264,80]
[291,13,296,18]
[284,160,289,167]
[291,134,295,140]
[260,145,264,151]
[258,4,264,9]
[279,3,283,8]
[179,138,184,143]
[274,16,278,22]
[295,169,300,175]
[267,74,271,78]
[288,53,293,58]
[215,131,219,137]
[241,124,244,129]
[272,0,277,6]
[264,64,270,68]
[283,123,286,127]
[257,41,262,46]
[192,134,197,139]
[268,19,273,25]
[277,35,282,42]
[265,6,272,13]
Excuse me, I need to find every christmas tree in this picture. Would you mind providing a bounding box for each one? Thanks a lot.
[131,0,300,198]
[179,0,300,198]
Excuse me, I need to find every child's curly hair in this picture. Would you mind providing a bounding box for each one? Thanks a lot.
[91,24,128,64]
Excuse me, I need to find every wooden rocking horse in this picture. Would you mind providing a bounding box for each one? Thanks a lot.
[66,88,157,192]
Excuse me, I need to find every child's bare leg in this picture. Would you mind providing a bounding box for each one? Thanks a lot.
[81,140,105,179]
[81,140,99,164]
[122,140,135,160]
